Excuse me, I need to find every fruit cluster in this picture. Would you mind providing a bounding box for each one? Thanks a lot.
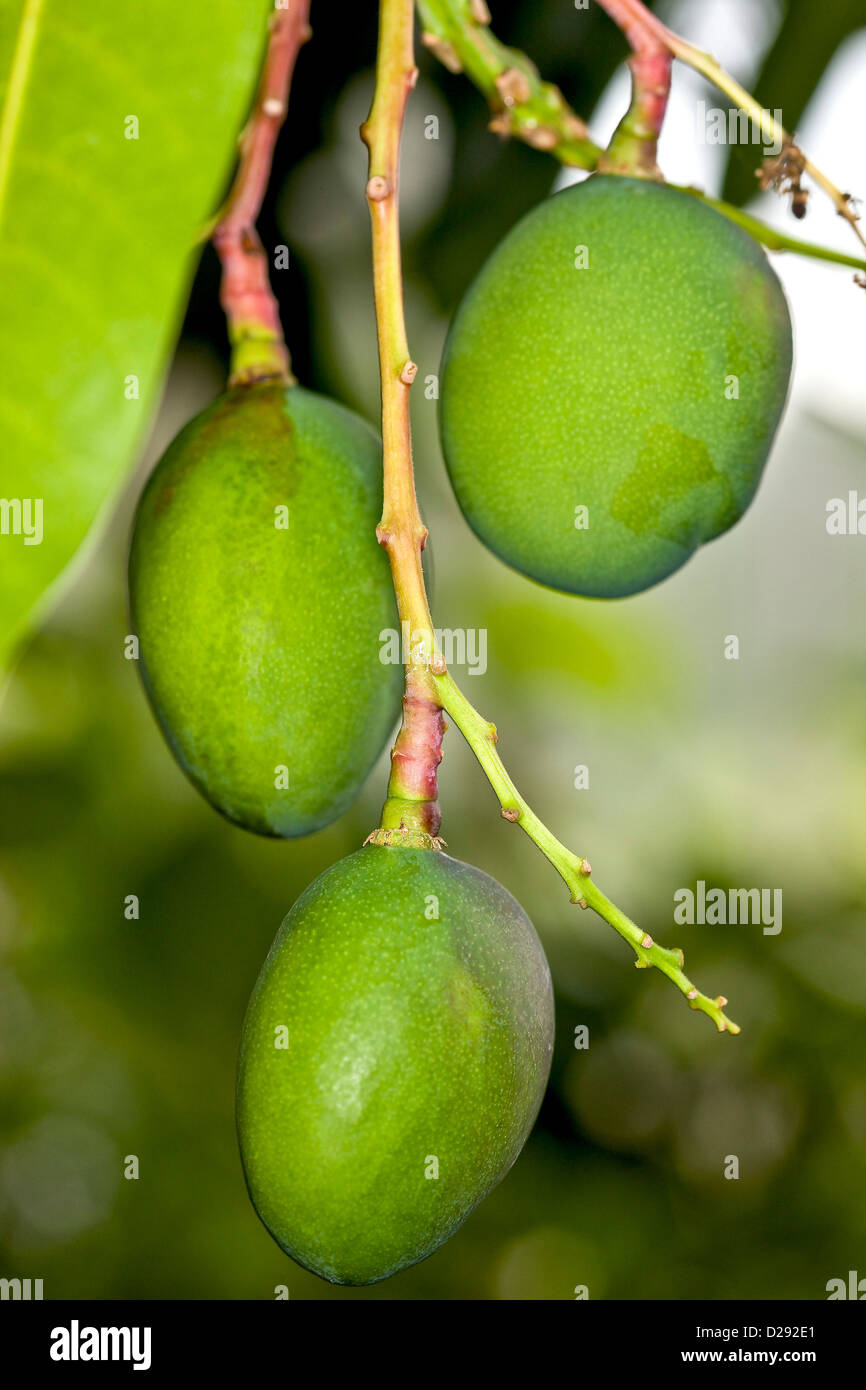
[130,174,791,1282]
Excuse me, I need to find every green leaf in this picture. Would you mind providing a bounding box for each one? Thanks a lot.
[0,0,272,674]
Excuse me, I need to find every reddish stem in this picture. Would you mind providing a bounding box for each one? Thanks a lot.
[596,0,672,177]
[212,3,311,386]
[380,668,445,838]
[598,0,669,53]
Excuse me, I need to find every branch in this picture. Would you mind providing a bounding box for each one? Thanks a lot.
[604,0,864,249]
[212,2,311,387]
[362,0,445,846]
[416,0,600,165]
[614,0,864,248]
[651,15,866,250]
[436,674,738,1033]
[417,0,866,274]
[682,190,866,271]
[364,0,739,1034]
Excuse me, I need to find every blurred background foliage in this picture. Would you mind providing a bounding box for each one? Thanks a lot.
[1,0,865,1299]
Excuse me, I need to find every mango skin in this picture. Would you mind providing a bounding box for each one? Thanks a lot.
[439,174,793,598]
[236,845,554,1284]
[129,383,401,837]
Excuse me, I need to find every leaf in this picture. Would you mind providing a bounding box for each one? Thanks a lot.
[721,0,866,207]
[0,0,272,674]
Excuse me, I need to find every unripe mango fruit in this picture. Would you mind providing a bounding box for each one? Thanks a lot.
[129,384,401,837]
[236,845,554,1284]
[439,174,793,598]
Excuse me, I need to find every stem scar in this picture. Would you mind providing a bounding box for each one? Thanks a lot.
[366,175,392,201]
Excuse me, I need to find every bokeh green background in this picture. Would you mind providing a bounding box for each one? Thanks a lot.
[2,0,865,1299]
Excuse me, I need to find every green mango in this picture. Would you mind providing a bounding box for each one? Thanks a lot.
[129,383,401,837]
[236,845,554,1284]
[439,174,793,598]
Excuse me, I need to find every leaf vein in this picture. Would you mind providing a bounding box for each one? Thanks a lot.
[0,0,46,234]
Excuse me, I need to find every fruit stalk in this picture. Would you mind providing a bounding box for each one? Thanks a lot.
[377,670,445,841]
[362,0,445,842]
[418,0,866,273]
[364,0,739,1033]
[212,3,311,387]
[596,0,671,178]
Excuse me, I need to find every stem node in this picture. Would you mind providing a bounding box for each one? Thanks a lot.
[496,69,531,107]
[366,174,392,201]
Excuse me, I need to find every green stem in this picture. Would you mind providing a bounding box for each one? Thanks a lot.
[434,673,738,1033]
[416,0,600,165]
[365,0,739,1035]
[362,0,445,844]
[654,15,866,250]
[678,190,866,271]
